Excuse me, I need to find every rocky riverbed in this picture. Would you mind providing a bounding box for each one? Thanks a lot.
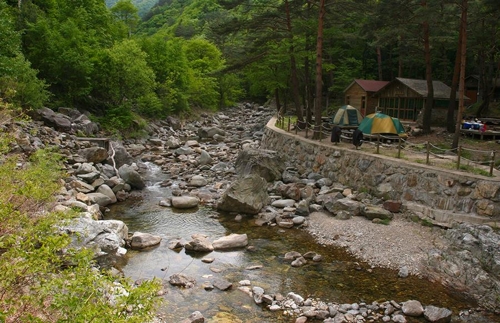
[6,103,500,322]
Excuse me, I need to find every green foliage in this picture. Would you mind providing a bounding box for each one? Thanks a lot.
[139,36,189,114]
[20,0,124,107]
[0,0,49,109]
[111,0,140,36]
[0,135,161,321]
[183,38,225,110]
[92,39,157,120]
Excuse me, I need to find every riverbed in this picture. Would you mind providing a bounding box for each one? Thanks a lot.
[104,164,492,323]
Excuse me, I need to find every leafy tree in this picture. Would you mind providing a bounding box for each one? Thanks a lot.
[139,35,190,114]
[0,0,48,109]
[183,38,225,110]
[111,0,140,37]
[92,39,156,128]
[20,0,124,107]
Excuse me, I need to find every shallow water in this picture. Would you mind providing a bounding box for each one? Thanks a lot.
[105,164,499,323]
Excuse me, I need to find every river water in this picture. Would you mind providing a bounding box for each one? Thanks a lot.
[105,163,497,323]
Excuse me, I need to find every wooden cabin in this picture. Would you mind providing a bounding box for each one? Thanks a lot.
[376,77,458,123]
[465,75,500,104]
[343,79,389,116]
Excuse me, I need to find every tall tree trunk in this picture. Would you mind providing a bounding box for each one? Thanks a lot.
[274,88,281,114]
[421,0,434,134]
[284,0,303,122]
[304,2,314,126]
[447,23,462,133]
[377,46,383,80]
[313,0,326,139]
[452,0,468,149]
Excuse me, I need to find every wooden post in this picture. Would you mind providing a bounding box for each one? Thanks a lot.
[376,134,380,154]
[490,151,496,177]
[457,146,462,170]
[397,137,402,158]
[287,117,291,132]
[426,141,430,165]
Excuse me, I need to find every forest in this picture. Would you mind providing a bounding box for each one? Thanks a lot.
[1,0,500,135]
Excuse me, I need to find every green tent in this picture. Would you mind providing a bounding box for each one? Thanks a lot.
[357,112,407,136]
[331,105,363,126]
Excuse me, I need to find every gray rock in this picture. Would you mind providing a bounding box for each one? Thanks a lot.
[184,234,214,252]
[189,175,208,187]
[212,278,232,291]
[424,305,452,323]
[362,205,393,220]
[169,273,196,288]
[216,174,269,215]
[118,165,145,189]
[79,147,108,164]
[129,232,162,249]
[96,184,117,204]
[171,196,200,209]
[213,233,248,250]
[178,311,204,323]
[197,150,213,166]
[402,300,424,316]
[86,192,113,207]
[234,148,284,182]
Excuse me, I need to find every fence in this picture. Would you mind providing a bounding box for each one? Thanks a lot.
[276,115,499,177]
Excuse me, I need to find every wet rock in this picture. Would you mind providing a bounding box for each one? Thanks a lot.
[184,234,214,252]
[171,196,200,209]
[213,278,232,291]
[212,233,248,250]
[402,300,424,316]
[118,164,145,189]
[129,232,161,249]
[169,273,196,288]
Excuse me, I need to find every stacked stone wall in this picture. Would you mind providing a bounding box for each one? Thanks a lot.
[261,118,500,225]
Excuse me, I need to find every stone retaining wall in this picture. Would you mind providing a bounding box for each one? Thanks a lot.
[261,117,500,226]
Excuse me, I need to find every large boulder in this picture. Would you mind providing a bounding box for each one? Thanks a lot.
[234,149,285,182]
[118,164,145,189]
[108,142,133,169]
[62,217,128,265]
[36,107,72,132]
[78,147,108,164]
[216,174,269,215]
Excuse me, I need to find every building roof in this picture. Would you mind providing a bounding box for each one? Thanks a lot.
[395,77,452,99]
[355,79,390,92]
[344,79,389,93]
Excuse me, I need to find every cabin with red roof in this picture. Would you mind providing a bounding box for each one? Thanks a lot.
[343,79,389,116]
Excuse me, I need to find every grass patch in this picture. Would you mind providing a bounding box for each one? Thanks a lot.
[420,218,435,227]
[458,164,492,177]
[276,115,298,130]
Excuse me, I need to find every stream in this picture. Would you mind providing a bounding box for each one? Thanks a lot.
[104,163,499,323]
